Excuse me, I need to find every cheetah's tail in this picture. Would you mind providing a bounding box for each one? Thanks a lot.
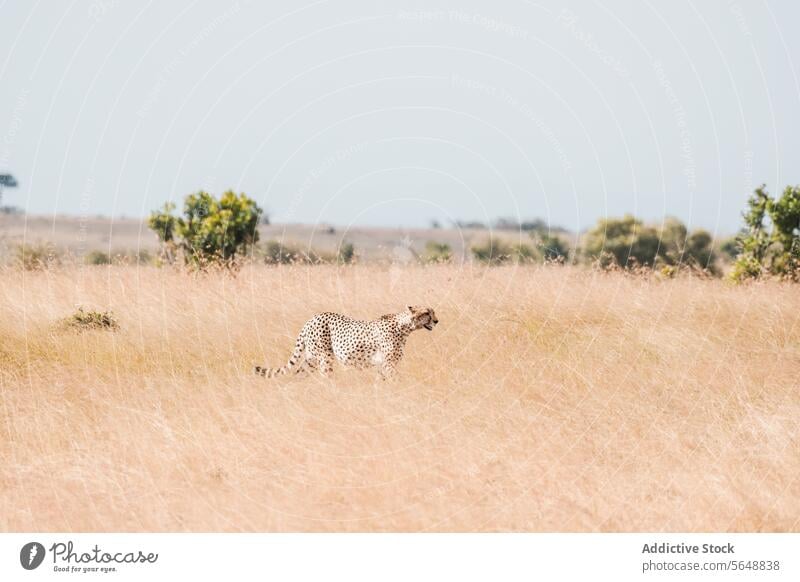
[254,337,305,378]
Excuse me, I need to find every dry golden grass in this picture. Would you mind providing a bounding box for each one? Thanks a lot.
[0,264,798,532]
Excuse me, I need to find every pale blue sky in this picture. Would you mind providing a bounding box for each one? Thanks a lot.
[1,0,798,235]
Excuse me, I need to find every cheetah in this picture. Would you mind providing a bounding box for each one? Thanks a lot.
[254,306,438,379]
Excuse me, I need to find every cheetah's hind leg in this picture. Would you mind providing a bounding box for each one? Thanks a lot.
[315,354,334,377]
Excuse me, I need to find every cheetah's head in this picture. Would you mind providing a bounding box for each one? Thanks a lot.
[407,305,439,331]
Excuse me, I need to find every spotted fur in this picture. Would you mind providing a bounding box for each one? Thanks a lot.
[255,306,438,379]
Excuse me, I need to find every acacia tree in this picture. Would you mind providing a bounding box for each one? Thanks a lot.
[732,185,800,281]
[148,190,263,267]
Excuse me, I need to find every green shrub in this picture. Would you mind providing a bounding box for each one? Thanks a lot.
[85,249,152,266]
[338,241,355,264]
[659,265,678,279]
[730,255,763,282]
[471,239,538,265]
[510,242,538,263]
[263,240,297,265]
[471,239,507,265]
[732,185,800,282]
[684,230,715,270]
[60,307,119,331]
[133,249,152,265]
[14,243,60,270]
[86,250,112,265]
[148,190,263,267]
[422,241,453,263]
[584,215,657,268]
[262,240,332,265]
[533,233,570,263]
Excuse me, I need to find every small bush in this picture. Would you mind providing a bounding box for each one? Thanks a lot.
[471,239,538,265]
[338,241,355,264]
[15,243,60,270]
[731,185,800,282]
[422,241,452,263]
[533,233,570,263]
[60,307,119,331]
[86,250,112,265]
[471,239,507,264]
[263,240,298,265]
[85,250,152,266]
[132,250,152,265]
[659,265,678,279]
[730,255,763,282]
[262,240,332,265]
[511,242,538,263]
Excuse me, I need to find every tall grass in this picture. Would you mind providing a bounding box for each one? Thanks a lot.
[0,264,798,531]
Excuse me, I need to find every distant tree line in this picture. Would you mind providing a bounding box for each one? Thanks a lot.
[468,215,715,274]
[582,215,716,275]
[139,184,798,281]
[448,217,568,234]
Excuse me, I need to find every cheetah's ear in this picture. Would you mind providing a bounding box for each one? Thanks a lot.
[407,305,414,313]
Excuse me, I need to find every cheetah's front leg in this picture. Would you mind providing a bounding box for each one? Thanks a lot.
[379,353,402,380]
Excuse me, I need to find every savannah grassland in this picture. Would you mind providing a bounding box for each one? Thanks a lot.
[0,263,798,532]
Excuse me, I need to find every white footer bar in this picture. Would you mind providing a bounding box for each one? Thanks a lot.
[1,533,797,581]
